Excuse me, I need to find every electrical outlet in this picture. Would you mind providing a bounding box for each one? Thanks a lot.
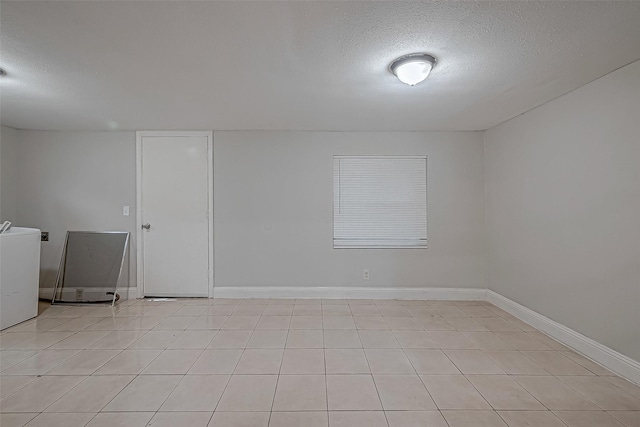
[123,205,130,216]
[41,232,49,241]
[363,269,370,281]
[75,288,84,301]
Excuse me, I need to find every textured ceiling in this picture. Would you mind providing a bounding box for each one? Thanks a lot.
[1,1,640,131]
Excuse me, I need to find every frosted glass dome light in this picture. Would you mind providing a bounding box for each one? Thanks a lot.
[389,53,437,86]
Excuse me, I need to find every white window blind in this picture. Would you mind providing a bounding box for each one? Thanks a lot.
[333,155,427,249]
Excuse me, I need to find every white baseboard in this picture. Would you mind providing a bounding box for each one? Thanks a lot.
[212,286,488,301]
[120,283,640,386]
[486,290,640,386]
[39,287,138,302]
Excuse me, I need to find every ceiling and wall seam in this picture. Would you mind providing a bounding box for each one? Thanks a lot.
[484,57,640,132]
[2,2,640,131]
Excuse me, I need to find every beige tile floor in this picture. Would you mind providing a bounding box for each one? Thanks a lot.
[1,298,639,427]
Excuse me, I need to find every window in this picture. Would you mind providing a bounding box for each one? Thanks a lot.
[333,155,427,248]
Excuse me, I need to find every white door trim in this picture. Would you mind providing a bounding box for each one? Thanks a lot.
[136,131,214,299]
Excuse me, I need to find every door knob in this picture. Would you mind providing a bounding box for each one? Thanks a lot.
[142,223,151,230]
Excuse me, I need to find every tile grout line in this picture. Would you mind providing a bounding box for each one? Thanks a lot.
[360,338,390,427]
[323,326,329,427]
[266,325,288,427]
[2,298,639,426]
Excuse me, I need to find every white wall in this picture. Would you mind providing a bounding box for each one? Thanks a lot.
[11,129,485,295]
[1,125,19,222]
[484,60,640,361]
[14,131,137,291]
[214,131,486,289]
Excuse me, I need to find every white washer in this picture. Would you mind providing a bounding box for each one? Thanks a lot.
[0,227,41,330]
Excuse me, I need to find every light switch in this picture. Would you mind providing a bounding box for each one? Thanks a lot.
[123,206,130,216]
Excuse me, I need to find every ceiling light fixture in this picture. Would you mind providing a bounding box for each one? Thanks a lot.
[389,53,437,86]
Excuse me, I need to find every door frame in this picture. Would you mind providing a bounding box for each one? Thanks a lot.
[135,131,214,299]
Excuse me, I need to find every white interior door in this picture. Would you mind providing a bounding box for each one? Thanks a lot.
[137,132,212,297]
